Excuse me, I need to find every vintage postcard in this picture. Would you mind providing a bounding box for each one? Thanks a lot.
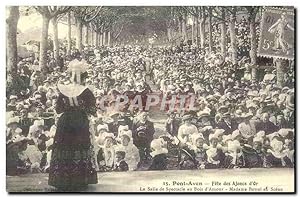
[6,6,295,193]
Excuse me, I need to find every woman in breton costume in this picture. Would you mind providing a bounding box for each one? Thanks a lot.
[48,60,98,190]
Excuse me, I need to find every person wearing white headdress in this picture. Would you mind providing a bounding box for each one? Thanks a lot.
[205,133,225,169]
[245,135,267,168]
[6,117,23,141]
[115,130,140,171]
[48,59,98,190]
[265,137,292,167]
[148,138,168,170]
[223,140,245,169]
[283,139,294,166]
[190,133,208,169]
[28,119,44,144]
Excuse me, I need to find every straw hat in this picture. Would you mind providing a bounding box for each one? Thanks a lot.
[9,95,18,100]
[182,114,192,121]
[7,117,19,125]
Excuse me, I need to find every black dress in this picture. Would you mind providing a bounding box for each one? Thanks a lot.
[48,86,97,189]
[149,153,168,170]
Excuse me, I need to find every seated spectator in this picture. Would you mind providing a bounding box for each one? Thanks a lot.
[238,113,256,139]
[179,148,197,170]
[28,119,44,144]
[256,113,279,135]
[116,130,140,171]
[6,117,23,141]
[177,114,198,146]
[265,134,292,168]
[224,140,245,169]
[206,133,225,169]
[113,150,129,172]
[189,133,207,169]
[148,138,168,171]
[97,132,115,171]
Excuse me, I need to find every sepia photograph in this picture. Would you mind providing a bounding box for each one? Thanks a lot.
[5,5,295,193]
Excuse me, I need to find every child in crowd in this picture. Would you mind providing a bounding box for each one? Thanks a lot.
[223,140,245,168]
[97,132,116,171]
[117,130,140,171]
[189,133,207,169]
[113,150,129,172]
[206,133,225,169]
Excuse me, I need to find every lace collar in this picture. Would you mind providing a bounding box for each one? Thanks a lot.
[58,84,88,97]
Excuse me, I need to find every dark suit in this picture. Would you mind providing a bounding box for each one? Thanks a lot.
[165,118,180,137]
[256,121,279,135]
[132,120,155,148]
[216,120,238,135]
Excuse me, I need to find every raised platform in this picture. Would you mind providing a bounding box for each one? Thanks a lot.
[6,168,295,193]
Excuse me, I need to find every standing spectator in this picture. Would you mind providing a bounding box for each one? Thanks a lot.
[132,111,155,161]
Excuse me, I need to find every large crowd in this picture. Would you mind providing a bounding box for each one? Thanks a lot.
[7,21,295,175]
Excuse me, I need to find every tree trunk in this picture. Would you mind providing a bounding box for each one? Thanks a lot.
[67,12,72,56]
[249,11,258,80]
[275,59,287,87]
[6,6,19,76]
[103,31,106,46]
[167,27,171,42]
[191,16,194,44]
[76,20,83,51]
[110,33,114,47]
[52,15,59,63]
[229,8,238,65]
[195,15,199,45]
[39,15,50,73]
[107,31,111,46]
[182,13,188,43]
[220,7,226,61]
[208,8,213,54]
[95,32,98,46]
[178,17,183,41]
[199,17,205,48]
[85,25,89,46]
[95,32,99,46]
[100,33,103,46]
[91,30,94,46]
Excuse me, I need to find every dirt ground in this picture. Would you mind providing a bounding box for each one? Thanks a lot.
[6,168,294,193]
